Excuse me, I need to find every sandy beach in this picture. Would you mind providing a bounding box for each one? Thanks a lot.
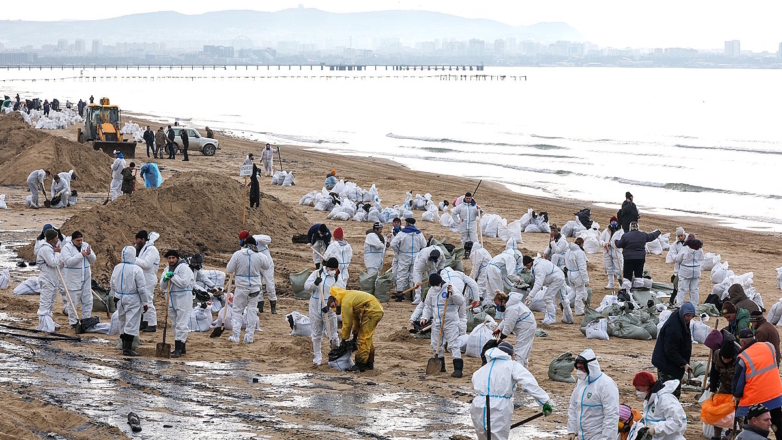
[0,110,781,439]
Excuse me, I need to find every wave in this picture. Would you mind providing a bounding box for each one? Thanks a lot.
[610,177,782,200]
[674,144,782,156]
[386,133,567,150]
[266,132,347,145]
[531,134,564,140]
[399,146,572,159]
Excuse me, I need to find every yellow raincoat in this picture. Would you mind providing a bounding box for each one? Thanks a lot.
[330,287,384,364]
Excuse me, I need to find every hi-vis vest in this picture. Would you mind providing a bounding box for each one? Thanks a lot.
[738,341,782,406]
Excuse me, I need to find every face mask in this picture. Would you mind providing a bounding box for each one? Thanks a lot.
[495,305,505,312]
[327,270,337,277]
[393,226,401,233]
[636,390,647,399]
[611,222,618,228]
[576,370,588,381]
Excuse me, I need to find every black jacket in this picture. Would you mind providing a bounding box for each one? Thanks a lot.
[617,200,639,232]
[180,130,189,146]
[167,129,175,142]
[307,224,331,247]
[615,229,660,260]
[143,129,154,144]
[652,303,694,378]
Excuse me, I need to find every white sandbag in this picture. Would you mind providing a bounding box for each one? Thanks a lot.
[213,305,235,330]
[767,299,782,326]
[0,270,9,289]
[271,171,287,185]
[189,305,213,332]
[596,294,619,313]
[585,318,609,340]
[645,238,663,255]
[13,277,40,295]
[778,267,782,291]
[84,322,112,334]
[331,179,346,195]
[711,261,729,284]
[299,191,318,206]
[282,172,295,187]
[498,220,523,244]
[329,348,355,371]
[562,218,586,238]
[439,212,453,227]
[465,316,498,358]
[746,287,764,311]
[524,224,542,233]
[658,233,671,251]
[519,209,534,229]
[109,310,121,335]
[701,253,720,271]
[326,206,343,219]
[527,288,547,312]
[332,212,351,221]
[713,282,729,301]
[733,272,754,291]
[422,210,439,223]
[640,278,653,289]
[286,311,311,337]
[25,195,33,208]
[656,310,672,334]
[579,230,600,254]
[196,270,226,291]
[352,210,366,222]
[458,334,469,353]
[480,214,505,238]
[690,319,710,344]
[0,194,7,210]
[313,196,333,212]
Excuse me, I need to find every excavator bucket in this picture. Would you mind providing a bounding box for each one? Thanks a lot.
[93,141,137,158]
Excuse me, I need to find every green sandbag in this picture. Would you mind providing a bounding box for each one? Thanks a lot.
[518,269,534,286]
[466,305,497,333]
[691,360,707,378]
[642,321,658,339]
[359,271,377,295]
[448,248,465,272]
[643,268,651,278]
[580,308,603,335]
[374,271,393,303]
[92,287,117,314]
[549,352,576,383]
[291,268,311,300]
[696,303,721,317]
[631,289,655,307]
[535,329,548,337]
[610,321,652,340]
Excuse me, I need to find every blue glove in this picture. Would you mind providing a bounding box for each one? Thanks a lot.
[542,402,553,416]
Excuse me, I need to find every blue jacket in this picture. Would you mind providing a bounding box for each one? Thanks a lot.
[139,163,162,188]
[652,302,694,378]
[615,229,660,260]
[307,224,331,246]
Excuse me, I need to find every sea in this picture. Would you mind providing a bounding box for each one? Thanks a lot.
[2,66,781,232]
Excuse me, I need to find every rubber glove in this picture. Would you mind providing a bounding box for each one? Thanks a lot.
[314,276,322,286]
[542,402,553,416]
[163,271,174,281]
[648,426,656,436]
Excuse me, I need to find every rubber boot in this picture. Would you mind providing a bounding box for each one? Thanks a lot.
[258,300,264,313]
[670,286,678,306]
[367,349,375,370]
[122,334,139,357]
[394,291,404,302]
[451,359,463,378]
[142,325,156,333]
[270,300,277,314]
[171,341,182,358]
[181,341,186,355]
[440,356,446,373]
[347,362,366,372]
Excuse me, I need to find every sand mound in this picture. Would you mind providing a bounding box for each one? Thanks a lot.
[18,172,309,284]
[0,112,114,192]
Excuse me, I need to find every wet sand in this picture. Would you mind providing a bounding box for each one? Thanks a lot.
[0,112,781,438]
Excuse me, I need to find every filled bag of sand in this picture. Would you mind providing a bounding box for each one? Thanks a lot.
[0,270,9,289]
[197,270,226,291]
[13,277,39,295]
[519,209,535,229]
[524,224,542,233]
[701,393,736,429]
[701,253,720,272]
[359,271,377,295]
[766,298,782,326]
[527,288,547,312]
[465,317,498,358]
[658,233,671,251]
[286,311,311,337]
[0,194,7,210]
[777,267,782,291]
[711,261,729,284]
[299,191,318,206]
[374,272,393,303]
[480,214,504,238]
[271,171,286,185]
[290,269,311,300]
[645,238,663,255]
[282,171,295,187]
[498,220,522,244]
[109,311,121,335]
[189,304,212,332]
[329,347,355,371]
[585,318,609,340]
[610,321,651,340]
[548,352,576,383]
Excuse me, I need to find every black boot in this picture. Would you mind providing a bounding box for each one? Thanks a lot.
[346,362,367,372]
[171,341,182,358]
[181,341,186,355]
[669,286,678,306]
[451,359,463,378]
[142,325,156,333]
[258,300,264,313]
[367,349,375,370]
[270,300,277,314]
[440,356,446,373]
[394,292,404,302]
[122,334,139,357]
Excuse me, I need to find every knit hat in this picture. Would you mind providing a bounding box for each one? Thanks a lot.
[747,404,770,420]
[44,229,58,241]
[325,257,339,269]
[498,341,514,356]
[626,191,633,199]
[739,328,755,340]
[42,224,53,233]
[428,273,443,287]
[704,329,724,351]
[318,224,328,234]
[609,216,618,224]
[333,227,344,240]
[618,404,633,422]
[330,169,336,176]
[750,311,764,322]
[675,227,685,236]
[722,301,737,315]
[136,230,149,240]
[720,342,736,359]
[238,230,250,241]
[632,371,656,389]
[522,256,534,266]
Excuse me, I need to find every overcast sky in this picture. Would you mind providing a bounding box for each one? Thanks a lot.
[5,1,782,51]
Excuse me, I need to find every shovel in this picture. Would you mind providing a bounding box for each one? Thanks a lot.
[510,412,545,430]
[426,284,452,375]
[57,266,83,334]
[92,289,112,319]
[102,182,111,205]
[41,185,51,208]
[210,273,234,338]
[399,280,428,301]
[155,282,173,358]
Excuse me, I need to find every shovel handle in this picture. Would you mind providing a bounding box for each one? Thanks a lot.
[510,412,545,429]
[161,280,172,345]
[402,280,429,295]
[221,273,235,328]
[56,266,81,324]
[91,289,111,319]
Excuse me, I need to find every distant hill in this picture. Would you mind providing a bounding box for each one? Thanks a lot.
[0,9,585,48]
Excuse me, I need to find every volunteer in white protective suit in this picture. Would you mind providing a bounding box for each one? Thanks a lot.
[110,246,151,357]
[251,232,277,314]
[34,225,70,315]
[323,227,353,282]
[471,342,553,440]
[673,233,704,307]
[469,242,492,301]
[628,371,687,440]
[135,230,160,333]
[665,227,687,306]
[26,169,50,209]
[523,255,571,325]
[420,274,465,377]
[493,292,536,368]
[412,246,446,305]
[304,257,345,366]
[485,250,521,304]
[599,217,623,289]
[451,192,481,256]
[58,170,77,206]
[188,253,219,302]
[390,217,426,302]
[159,249,194,357]
[225,236,271,344]
[110,151,126,201]
[565,349,620,440]
[543,227,569,270]
[60,231,96,328]
[261,143,276,177]
[565,238,590,316]
[49,174,70,209]
[441,266,480,335]
[363,222,387,276]
[35,229,62,332]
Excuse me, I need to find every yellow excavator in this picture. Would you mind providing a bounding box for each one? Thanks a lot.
[77,97,136,158]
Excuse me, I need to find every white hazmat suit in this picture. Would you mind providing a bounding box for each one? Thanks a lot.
[674,246,704,307]
[110,156,126,201]
[566,349,620,440]
[496,293,536,367]
[159,259,194,343]
[485,250,520,302]
[412,245,447,304]
[564,243,590,316]
[528,258,570,325]
[225,245,272,343]
[26,169,47,208]
[110,246,151,336]
[544,235,569,269]
[136,233,160,328]
[60,239,96,326]
[441,267,480,335]
[470,243,492,301]
[470,347,550,440]
[50,177,70,209]
[452,202,480,246]
[629,380,687,440]
[422,281,464,360]
[599,228,623,288]
[253,234,277,303]
[363,231,387,276]
[323,239,353,282]
[390,225,426,294]
[304,267,345,364]
[35,240,61,332]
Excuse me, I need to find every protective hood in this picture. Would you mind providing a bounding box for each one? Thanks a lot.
[505,237,519,252]
[655,379,680,398]
[502,248,517,258]
[568,242,582,252]
[506,292,523,308]
[471,242,483,251]
[678,302,696,320]
[330,286,348,304]
[577,348,602,379]
[121,245,136,264]
[148,231,160,245]
[485,346,512,362]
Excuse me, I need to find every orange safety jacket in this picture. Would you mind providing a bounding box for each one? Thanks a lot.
[738,341,782,406]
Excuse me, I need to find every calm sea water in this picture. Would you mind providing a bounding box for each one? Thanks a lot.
[3,66,781,231]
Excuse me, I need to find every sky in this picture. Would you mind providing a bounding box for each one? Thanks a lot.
[4,1,782,52]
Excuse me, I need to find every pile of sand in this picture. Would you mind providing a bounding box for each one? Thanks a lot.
[18,172,310,284]
[0,112,114,192]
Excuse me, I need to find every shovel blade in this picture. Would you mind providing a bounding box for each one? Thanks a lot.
[209,326,224,339]
[426,357,440,375]
[155,342,171,358]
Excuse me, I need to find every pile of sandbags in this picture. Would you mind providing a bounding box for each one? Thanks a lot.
[580,303,661,341]
[577,226,601,254]
[561,216,586,238]
[120,121,144,142]
[646,233,670,255]
[480,214,505,238]
[521,209,551,233]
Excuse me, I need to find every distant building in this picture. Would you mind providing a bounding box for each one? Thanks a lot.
[724,40,741,57]
[468,39,484,57]
[779,42,782,59]
[92,39,102,54]
[57,39,68,51]
[203,45,234,57]
[75,39,86,54]
[0,52,37,64]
